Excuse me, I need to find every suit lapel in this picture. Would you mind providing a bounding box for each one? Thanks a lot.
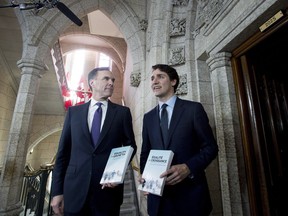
[96,100,117,149]
[80,101,94,149]
[151,105,165,149]
[167,98,184,148]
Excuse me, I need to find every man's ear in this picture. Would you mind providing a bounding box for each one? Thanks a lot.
[171,79,177,87]
[89,80,94,87]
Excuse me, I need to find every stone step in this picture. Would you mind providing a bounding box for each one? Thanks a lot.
[120,203,138,216]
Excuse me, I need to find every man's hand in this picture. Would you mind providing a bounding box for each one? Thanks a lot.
[51,195,64,215]
[138,174,149,195]
[101,182,118,189]
[160,163,191,185]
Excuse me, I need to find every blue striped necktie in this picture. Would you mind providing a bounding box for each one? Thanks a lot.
[91,102,102,148]
[160,104,169,148]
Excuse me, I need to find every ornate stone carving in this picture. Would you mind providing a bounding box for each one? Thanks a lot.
[170,18,186,36]
[195,0,223,29]
[139,19,148,31]
[176,74,188,95]
[168,47,185,66]
[130,72,141,87]
[172,0,189,6]
[193,0,237,37]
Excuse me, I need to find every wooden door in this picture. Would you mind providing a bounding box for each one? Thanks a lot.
[232,17,288,216]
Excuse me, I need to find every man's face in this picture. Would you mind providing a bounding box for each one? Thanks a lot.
[90,70,115,100]
[150,69,176,102]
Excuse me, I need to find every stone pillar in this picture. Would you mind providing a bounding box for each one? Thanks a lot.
[207,52,245,216]
[0,59,47,216]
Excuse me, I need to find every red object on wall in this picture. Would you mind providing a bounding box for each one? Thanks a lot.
[61,84,92,110]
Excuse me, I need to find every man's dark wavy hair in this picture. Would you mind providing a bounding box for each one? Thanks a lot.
[152,64,179,92]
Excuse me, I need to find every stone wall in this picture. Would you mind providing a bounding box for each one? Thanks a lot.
[0,54,17,168]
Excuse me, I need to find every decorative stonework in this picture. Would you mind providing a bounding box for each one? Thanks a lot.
[193,0,237,37]
[172,0,189,6]
[176,74,188,95]
[168,47,185,66]
[130,72,141,87]
[170,18,186,36]
[195,0,224,30]
[139,19,148,31]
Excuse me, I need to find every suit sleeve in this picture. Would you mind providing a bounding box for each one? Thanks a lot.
[185,103,218,177]
[122,107,137,162]
[140,114,150,173]
[51,108,72,196]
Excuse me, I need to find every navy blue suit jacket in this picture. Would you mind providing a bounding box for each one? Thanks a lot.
[140,97,218,216]
[51,100,137,213]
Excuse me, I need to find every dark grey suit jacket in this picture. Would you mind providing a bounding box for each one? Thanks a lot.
[51,100,137,214]
[140,97,218,216]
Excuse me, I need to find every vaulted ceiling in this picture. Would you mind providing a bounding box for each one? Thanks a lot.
[0,6,123,115]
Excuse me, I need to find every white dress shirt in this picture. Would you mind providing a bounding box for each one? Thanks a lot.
[88,99,108,132]
[158,95,177,128]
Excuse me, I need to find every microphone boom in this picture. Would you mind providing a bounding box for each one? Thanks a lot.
[55,2,82,26]
[0,1,83,27]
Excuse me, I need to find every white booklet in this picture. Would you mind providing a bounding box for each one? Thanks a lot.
[138,149,174,196]
[100,146,134,184]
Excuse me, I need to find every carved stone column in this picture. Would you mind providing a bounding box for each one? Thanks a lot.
[207,52,246,216]
[0,59,47,216]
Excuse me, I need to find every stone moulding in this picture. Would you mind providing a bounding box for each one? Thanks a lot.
[193,0,238,37]
[139,19,148,31]
[176,73,188,95]
[170,18,186,37]
[168,47,185,66]
[130,72,141,87]
[172,0,190,6]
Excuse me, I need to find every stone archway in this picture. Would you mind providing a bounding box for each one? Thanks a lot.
[27,126,63,169]
[0,1,147,214]
[18,0,146,71]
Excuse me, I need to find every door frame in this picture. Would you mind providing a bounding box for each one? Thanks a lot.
[231,14,288,216]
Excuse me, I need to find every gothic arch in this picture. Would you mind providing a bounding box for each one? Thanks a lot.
[16,0,145,74]
[27,122,64,153]
[60,33,126,73]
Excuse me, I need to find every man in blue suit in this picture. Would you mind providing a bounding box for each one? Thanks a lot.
[51,67,137,216]
[140,64,218,216]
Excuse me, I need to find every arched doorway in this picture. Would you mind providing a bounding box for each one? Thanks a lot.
[232,16,288,216]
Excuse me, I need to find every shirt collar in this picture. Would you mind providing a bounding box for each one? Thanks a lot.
[159,95,177,109]
[90,98,108,108]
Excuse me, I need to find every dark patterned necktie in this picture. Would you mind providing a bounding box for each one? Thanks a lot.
[91,102,102,148]
[160,104,169,148]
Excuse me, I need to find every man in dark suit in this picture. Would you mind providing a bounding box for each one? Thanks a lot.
[51,67,137,216]
[139,64,218,216]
